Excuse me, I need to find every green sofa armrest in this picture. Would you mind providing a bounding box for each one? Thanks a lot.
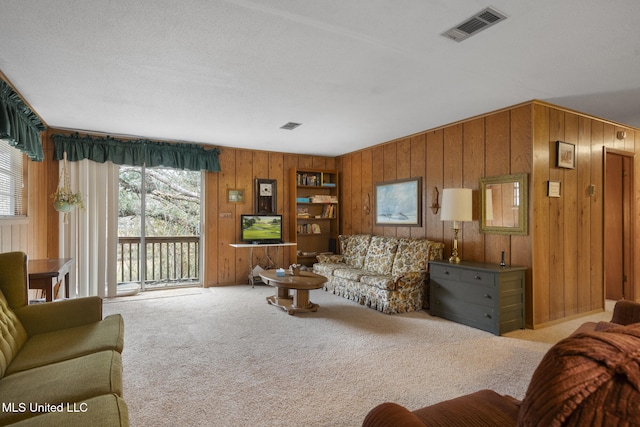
[14,296,103,336]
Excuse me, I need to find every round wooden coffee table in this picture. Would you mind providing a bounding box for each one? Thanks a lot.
[259,269,327,315]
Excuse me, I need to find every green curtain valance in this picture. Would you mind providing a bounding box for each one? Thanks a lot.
[52,133,221,172]
[0,80,46,161]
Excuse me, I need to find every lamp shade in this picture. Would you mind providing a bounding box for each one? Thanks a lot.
[441,188,472,222]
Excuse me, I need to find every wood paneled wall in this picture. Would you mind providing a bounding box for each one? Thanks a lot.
[1,130,334,287]
[337,101,640,328]
[5,100,639,329]
[531,102,640,327]
[338,105,532,267]
[202,148,335,286]
[0,134,58,258]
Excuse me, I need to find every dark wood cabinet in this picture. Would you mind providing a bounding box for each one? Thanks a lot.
[429,260,526,335]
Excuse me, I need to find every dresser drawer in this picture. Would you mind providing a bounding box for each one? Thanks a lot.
[431,294,497,331]
[460,269,496,287]
[431,280,497,307]
[430,264,461,281]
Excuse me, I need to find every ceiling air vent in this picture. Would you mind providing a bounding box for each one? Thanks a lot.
[441,7,507,42]
[280,122,302,130]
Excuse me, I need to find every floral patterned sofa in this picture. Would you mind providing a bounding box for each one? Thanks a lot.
[314,234,444,314]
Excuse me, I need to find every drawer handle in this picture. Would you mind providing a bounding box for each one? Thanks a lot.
[483,313,492,319]
[474,275,482,280]
[483,294,491,299]
[444,271,450,275]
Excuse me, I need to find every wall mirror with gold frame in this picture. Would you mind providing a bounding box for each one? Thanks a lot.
[479,173,528,235]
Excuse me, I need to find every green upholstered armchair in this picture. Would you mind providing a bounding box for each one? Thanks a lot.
[0,251,128,426]
[0,251,106,335]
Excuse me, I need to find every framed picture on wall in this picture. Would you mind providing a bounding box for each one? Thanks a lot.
[374,177,422,226]
[556,141,576,169]
[227,188,244,203]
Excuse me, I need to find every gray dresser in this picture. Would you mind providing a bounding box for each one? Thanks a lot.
[429,260,526,335]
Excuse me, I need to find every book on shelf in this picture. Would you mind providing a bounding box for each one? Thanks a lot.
[296,172,322,186]
[310,195,338,203]
[297,223,322,234]
[321,204,336,218]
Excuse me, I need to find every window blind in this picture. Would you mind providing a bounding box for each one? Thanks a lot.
[0,139,25,216]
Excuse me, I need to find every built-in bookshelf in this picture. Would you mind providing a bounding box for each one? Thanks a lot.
[289,168,339,266]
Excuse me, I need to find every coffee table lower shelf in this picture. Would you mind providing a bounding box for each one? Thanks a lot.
[260,269,326,315]
[266,294,319,315]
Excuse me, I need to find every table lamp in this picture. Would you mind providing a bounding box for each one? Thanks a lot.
[441,188,473,263]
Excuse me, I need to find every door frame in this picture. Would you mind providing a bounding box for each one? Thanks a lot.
[603,147,635,301]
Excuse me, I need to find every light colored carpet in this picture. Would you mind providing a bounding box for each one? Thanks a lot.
[103,286,612,427]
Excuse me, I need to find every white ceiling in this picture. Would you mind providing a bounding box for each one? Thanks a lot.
[2,1,640,156]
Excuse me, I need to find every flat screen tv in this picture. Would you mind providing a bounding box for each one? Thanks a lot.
[240,214,283,244]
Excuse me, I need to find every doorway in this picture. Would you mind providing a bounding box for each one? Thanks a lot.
[117,165,203,291]
[604,149,634,301]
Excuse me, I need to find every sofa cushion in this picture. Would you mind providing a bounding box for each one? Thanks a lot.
[9,393,130,427]
[0,350,123,425]
[333,268,369,282]
[342,234,371,268]
[0,290,28,377]
[391,238,432,275]
[5,314,124,375]
[518,323,640,427]
[313,261,345,278]
[360,274,395,291]
[363,236,399,275]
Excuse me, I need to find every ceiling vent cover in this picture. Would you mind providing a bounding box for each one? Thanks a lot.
[280,122,302,130]
[441,7,507,42]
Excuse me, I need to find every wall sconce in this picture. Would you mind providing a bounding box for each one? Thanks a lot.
[441,188,473,263]
[430,187,440,214]
[617,131,627,140]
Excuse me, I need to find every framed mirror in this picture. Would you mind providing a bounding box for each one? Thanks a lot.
[479,173,528,235]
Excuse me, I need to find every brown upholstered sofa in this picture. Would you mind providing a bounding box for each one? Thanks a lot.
[362,301,640,427]
[0,252,128,426]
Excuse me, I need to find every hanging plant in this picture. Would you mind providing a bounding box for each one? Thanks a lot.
[51,152,84,220]
[51,187,85,212]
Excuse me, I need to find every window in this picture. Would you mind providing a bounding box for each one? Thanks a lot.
[0,140,25,217]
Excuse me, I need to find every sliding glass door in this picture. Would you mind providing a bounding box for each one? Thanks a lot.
[117,165,202,291]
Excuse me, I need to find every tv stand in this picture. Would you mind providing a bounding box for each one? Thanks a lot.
[229,242,297,286]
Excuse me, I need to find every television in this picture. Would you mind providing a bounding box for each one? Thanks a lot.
[240,214,283,244]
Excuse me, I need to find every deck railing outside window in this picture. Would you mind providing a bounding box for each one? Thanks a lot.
[117,236,199,287]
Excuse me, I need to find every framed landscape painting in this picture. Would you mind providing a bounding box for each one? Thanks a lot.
[374,177,422,226]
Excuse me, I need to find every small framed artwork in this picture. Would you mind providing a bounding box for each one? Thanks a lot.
[556,141,576,169]
[227,188,244,203]
[255,178,277,214]
[547,181,561,197]
[374,177,422,226]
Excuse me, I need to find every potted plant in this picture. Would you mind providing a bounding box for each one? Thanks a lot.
[51,152,84,218]
[51,187,84,212]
